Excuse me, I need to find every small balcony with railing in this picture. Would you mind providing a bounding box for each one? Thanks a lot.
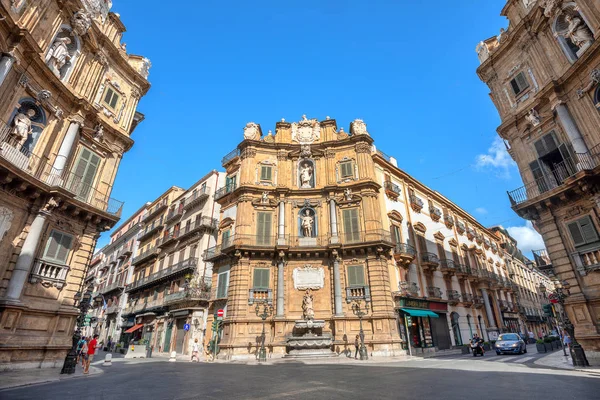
[461,293,474,306]
[345,286,371,302]
[222,148,240,166]
[444,214,454,228]
[143,200,168,223]
[455,263,470,277]
[131,246,159,266]
[117,242,134,259]
[214,183,237,201]
[409,194,424,212]
[178,217,218,240]
[157,230,179,248]
[429,206,442,222]
[533,248,552,270]
[165,206,183,224]
[447,290,461,305]
[137,218,165,242]
[499,300,509,311]
[384,181,401,200]
[248,288,273,305]
[393,243,416,267]
[183,187,211,211]
[420,252,439,271]
[473,296,485,308]
[28,259,69,290]
[467,267,480,282]
[440,259,456,275]
[572,245,600,275]
[340,230,394,247]
[426,286,442,300]
[163,277,212,306]
[456,221,466,234]
[126,257,198,293]
[394,281,420,298]
[101,280,125,295]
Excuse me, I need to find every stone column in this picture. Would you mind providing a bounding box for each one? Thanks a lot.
[0,53,15,88]
[480,288,497,328]
[332,254,343,316]
[554,103,589,154]
[51,120,81,176]
[329,199,339,244]
[4,203,54,302]
[277,201,285,245]
[276,258,285,317]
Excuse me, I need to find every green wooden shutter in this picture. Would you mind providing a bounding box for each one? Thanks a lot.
[44,231,73,263]
[392,226,401,244]
[347,265,365,286]
[103,88,113,105]
[253,268,270,289]
[222,230,231,247]
[260,166,272,181]
[567,221,585,247]
[342,209,360,242]
[109,92,119,109]
[217,272,229,298]
[256,212,272,245]
[341,161,353,178]
[72,148,101,201]
[579,216,599,244]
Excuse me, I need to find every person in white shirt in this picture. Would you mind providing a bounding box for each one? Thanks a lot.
[191,338,200,362]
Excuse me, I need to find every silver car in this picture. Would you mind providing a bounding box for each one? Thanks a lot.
[495,333,527,355]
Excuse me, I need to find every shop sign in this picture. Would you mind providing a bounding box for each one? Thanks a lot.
[502,312,519,319]
[396,297,429,309]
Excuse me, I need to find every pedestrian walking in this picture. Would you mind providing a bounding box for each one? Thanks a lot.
[84,334,99,374]
[191,338,200,362]
[76,336,86,365]
[563,334,572,350]
[354,335,360,359]
[80,338,89,369]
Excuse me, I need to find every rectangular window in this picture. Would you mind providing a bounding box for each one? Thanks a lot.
[256,212,272,245]
[391,225,402,244]
[222,229,231,247]
[260,165,273,181]
[253,268,270,289]
[347,265,365,286]
[70,147,101,202]
[436,243,446,261]
[216,271,229,298]
[510,72,529,96]
[567,216,600,247]
[416,235,428,254]
[340,161,354,179]
[43,230,73,264]
[102,86,121,111]
[342,208,360,243]
[226,175,237,192]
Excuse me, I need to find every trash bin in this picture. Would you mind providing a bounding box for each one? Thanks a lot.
[146,345,153,358]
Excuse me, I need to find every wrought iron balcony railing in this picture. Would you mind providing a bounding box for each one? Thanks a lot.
[143,200,168,222]
[178,216,218,240]
[214,183,237,200]
[426,286,442,299]
[461,293,474,304]
[132,246,159,266]
[183,186,210,210]
[396,281,419,297]
[447,290,461,304]
[384,181,401,196]
[126,257,198,293]
[440,259,456,271]
[421,252,440,265]
[222,148,240,166]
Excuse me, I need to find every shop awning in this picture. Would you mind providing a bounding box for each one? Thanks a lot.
[401,308,439,318]
[124,323,144,333]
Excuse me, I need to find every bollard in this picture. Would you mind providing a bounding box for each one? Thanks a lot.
[103,353,112,366]
[169,351,177,362]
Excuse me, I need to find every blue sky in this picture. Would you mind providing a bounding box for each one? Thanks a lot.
[100,0,544,254]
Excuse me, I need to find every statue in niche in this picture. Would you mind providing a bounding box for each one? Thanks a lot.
[93,124,104,142]
[525,108,541,127]
[10,109,35,147]
[565,14,594,49]
[302,289,315,320]
[344,188,353,201]
[47,36,72,78]
[299,161,314,188]
[261,191,269,204]
[301,209,314,237]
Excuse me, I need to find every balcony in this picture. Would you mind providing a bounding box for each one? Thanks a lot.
[203,244,222,262]
[157,231,179,248]
[131,246,159,266]
[138,219,164,242]
[533,248,553,272]
[409,194,424,212]
[340,230,394,247]
[248,288,273,305]
[455,264,469,278]
[345,286,371,302]
[478,269,492,281]
[444,214,454,228]
[483,238,491,249]
[447,290,461,305]
[101,280,125,294]
[178,216,218,240]
[288,235,328,248]
[473,296,485,308]
[508,150,599,210]
[395,281,419,298]
[126,257,198,293]
[466,228,475,240]
[165,207,183,224]
[214,183,237,201]
[183,187,210,211]
[420,252,439,271]
[123,299,164,316]
[572,245,600,275]
[461,293,474,306]
[384,181,401,200]
[29,259,69,289]
[499,300,509,311]
[429,206,442,222]
[163,279,212,306]
[222,148,240,166]
[440,259,456,275]
[467,268,480,282]
[456,221,466,234]
[117,243,133,259]
[426,286,442,300]
[393,243,416,267]
[143,200,168,223]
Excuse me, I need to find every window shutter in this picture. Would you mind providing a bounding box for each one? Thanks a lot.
[392,226,401,244]
[256,212,272,244]
[347,265,365,286]
[579,216,599,244]
[529,160,544,181]
[417,235,428,254]
[253,268,269,289]
[341,162,353,178]
[261,166,272,181]
[516,73,528,91]
[567,221,585,247]
[217,272,229,298]
[103,88,113,105]
[44,231,73,263]
[44,231,60,260]
[110,92,119,109]
[72,148,100,200]
[510,79,521,95]
[343,209,360,242]
[437,244,446,261]
[452,251,460,264]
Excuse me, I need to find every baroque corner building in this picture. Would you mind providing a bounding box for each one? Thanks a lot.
[476,0,600,364]
[0,0,149,369]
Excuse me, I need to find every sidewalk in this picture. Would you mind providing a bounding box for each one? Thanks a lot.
[205,353,417,366]
[533,349,600,374]
[0,364,103,391]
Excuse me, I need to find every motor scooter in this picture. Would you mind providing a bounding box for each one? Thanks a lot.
[470,340,484,357]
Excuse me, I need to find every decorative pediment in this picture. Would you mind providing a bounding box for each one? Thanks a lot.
[448,238,458,247]
[292,199,321,208]
[288,145,324,160]
[219,217,235,230]
[336,189,362,208]
[387,210,403,223]
[433,232,445,242]
[460,243,470,252]
[252,192,278,209]
[413,222,427,233]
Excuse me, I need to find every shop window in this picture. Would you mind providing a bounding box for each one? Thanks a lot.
[216,270,229,298]
[347,265,365,287]
[567,216,600,248]
[342,208,360,243]
[253,268,270,289]
[42,230,73,264]
[509,72,529,96]
[256,212,273,245]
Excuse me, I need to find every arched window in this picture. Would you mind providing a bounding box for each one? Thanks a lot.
[45,25,81,81]
[553,4,594,62]
[451,312,462,346]
[5,98,47,154]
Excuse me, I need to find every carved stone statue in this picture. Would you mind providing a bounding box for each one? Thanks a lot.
[351,119,369,135]
[299,162,313,188]
[301,209,314,237]
[344,188,353,201]
[243,122,260,140]
[47,37,72,78]
[525,108,541,127]
[302,289,314,320]
[261,191,269,204]
[10,109,35,147]
[565,15,594,49]
[71,10,92,36]
[41,197,59,214]
[93,124,104,142]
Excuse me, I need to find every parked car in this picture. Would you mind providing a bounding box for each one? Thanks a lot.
[495,333,527,355]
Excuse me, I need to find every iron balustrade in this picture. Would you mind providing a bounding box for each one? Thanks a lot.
[222,148,240,166]
[456,221,466,234]
[163,279,212,305]
[426,286,442,299]
[178,216,218,240]
[397,281,419,297]
[183,187,210,210]
[29,259,70,290]
[101,280,125,294]
[383,181,401,195]
[409,194,424,209]
[138,217,165,242]
[533,249,552,268]
[214,183,237,200]
[429,207,442,219]
[341,229,393,245]
[461,293,474,304]
[508,149,600,206]
[440,259,456,271]
[143,201,168,222]
[165,207,183,223]
[203,244,221,261]
[394,243,416,257]
[376,149,392,162]
[421,252,440,264]
[131,246,159,266]
[126,257,198,293]
[447,290,461,303]
[444,214,454,226]
[157,231,179,247]
[473,296,485,308]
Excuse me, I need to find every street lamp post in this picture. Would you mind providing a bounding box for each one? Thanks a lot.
[255,301,273,362]
[539,281,589,367]
[60,289,103,374]
[350,299,369,360]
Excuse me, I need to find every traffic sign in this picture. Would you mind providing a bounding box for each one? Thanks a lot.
[217,309,224,318]
[183,323,190,331]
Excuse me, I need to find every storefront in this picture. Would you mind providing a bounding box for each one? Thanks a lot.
[502,312,521,334]
[395,297,452,351]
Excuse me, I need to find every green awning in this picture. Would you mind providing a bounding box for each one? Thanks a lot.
[400,308,439,318]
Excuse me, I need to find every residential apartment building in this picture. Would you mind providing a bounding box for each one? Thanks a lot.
[476,0,600,364]
[0,1,149,369]
[123,173,222,356]
[202,116,536,360]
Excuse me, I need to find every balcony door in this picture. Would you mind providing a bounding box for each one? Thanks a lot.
[530,131,577,193]
[68,147,101,203]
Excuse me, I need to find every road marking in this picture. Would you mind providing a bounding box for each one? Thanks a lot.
[511,356,534,363]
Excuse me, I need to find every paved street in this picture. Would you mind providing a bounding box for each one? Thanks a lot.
[2,348,599,400]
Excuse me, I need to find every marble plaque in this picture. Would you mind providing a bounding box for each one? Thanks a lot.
[293,265,324,290]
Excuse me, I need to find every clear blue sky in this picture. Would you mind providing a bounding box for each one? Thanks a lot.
[100,0,544,255]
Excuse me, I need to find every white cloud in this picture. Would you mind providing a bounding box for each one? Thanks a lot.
[475,207,488,215]
[506,221,545,256]
[475,137,516,178]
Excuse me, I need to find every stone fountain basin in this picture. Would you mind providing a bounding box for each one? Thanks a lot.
[294,319,325,329]
[286,333,333,350]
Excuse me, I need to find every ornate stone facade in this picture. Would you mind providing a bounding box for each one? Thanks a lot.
[477,0,600,365]
[0,0,149,369]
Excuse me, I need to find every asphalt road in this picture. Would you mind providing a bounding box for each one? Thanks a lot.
[2,351,599,400]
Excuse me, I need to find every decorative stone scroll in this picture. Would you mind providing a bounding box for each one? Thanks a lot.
[293,265,324,290]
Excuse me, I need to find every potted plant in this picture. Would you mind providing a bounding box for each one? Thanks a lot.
[536,339,546,353]
[483,342,491,351]
[461,344,470,354]
[543,337,553,352]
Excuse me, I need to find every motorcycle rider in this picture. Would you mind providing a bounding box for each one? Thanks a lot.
[470,333,485,355]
